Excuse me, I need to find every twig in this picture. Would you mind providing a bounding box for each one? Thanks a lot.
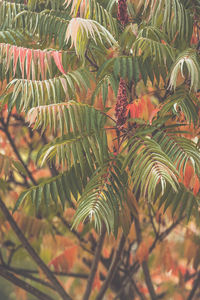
[0,265,54,300]
[96,233,126,300]
[0,196,72,300]
[82,225,106,300]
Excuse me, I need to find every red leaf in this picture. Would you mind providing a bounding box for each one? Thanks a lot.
[19,47,27,78]
[183,163,194,188]
[51,51,66,74]
[149,107,160,125]
[92,270,101,291]
[49,245,78,272]
[6,44,12,73]
[13,46,20,76]
[39,50,45,80]
[193,175,200,196]
[26,49,32,80]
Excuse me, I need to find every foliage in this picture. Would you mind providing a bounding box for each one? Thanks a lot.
[0,0,200,299]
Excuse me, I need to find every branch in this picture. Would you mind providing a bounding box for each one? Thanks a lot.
[148,203,158,238]
[0,119,36,185]
[128,275,147,300]
[134,218,157,300]
[0,265,54,300]
[149,216,185,253]
[0,196,72,300]
[0,265,88,279]
[0,264,56,290]
[82,225,106,300]
[57,213,85,243]
[96,233,126,300]
[85,44,99,71]
[187,271,200,300]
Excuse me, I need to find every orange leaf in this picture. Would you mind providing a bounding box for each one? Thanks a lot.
[92,270,101,291]
[26,49,32,80]
[49,245,78,272]
[136,241,149,264]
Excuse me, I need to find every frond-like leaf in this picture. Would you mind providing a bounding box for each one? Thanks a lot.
[72,160,127,235]
[27,101,106,135]
[6,69,91,111]
[122,137,179,199]
[0,153,28,178]
[91,0,118,37]
[132,26,175,66]
[160,86,199,126]
[157,183,200,222]
[91,74,118,106]
[14,10,70,49]
[0,43,70,81]
[63,0,89,17]
[33,102,108,173]
[113,56,140,83]
[153,131,200,177]
[0,29,25,44]
[65,18,118,56]
[168,49,200,92]
[138,0,192,43]
[13,165,84,213]
[0,1,26,30]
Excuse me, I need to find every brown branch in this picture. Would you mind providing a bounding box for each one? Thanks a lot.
[0,265,54,300]
[149,216,185,253]
[57,213,85,243]
[0,196,72,300]
[82,225,106,300]
[85,45,99,71]
[0,120,36,185]
[128,275,147,300]
[187,272,200,300]
[0,264,55,290]
[0,265,88,279]
[96,233,126,300]
[148,203,158,238]
[134,218,157,300]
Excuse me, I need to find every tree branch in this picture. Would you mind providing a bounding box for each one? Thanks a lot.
[0,196,72,300]
[0,265,88,279]
[134,217,157,300]
[0,265,54,300]
[187,271,200,300]
[0,264,56,290]
[96,233,126,300]
[0,119,36,185]
[82,225,106,300]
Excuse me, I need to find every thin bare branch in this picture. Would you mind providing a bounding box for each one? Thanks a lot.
[82,225,106,300]
[0,196,72,300]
